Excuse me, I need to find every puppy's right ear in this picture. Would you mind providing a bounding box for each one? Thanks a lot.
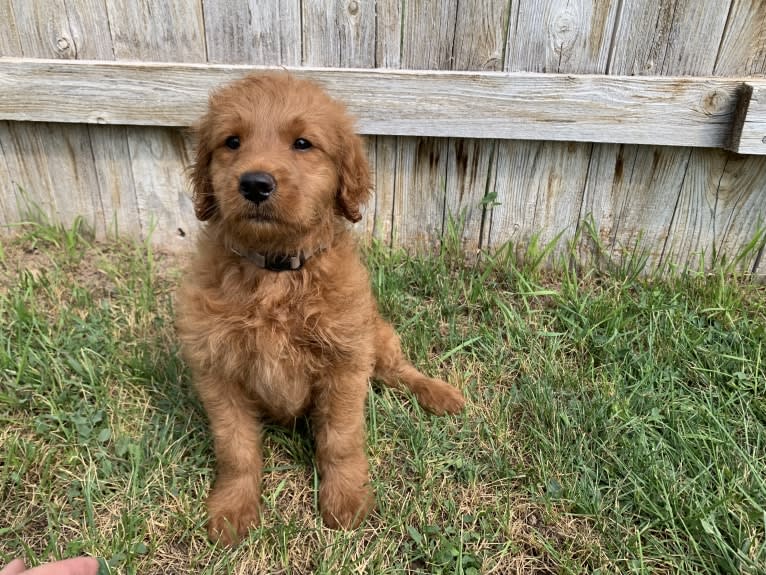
[190,117,217,221]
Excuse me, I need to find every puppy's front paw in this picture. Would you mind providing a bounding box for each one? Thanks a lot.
[206,480,261,545]
[415,378,466,415]
[320,479,375,530]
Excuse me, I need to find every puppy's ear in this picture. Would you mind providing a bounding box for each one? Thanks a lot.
[336,129,372,223]
[190,117,217,221]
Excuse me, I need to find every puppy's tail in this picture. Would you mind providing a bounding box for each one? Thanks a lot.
[372,318,465,415]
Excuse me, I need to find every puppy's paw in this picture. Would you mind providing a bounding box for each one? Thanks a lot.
[206,482,261,545]
[320,480,375,530]
[415,378,466,415]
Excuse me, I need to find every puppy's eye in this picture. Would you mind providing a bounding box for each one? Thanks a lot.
[293,138,312,151]
[224,136,240,150]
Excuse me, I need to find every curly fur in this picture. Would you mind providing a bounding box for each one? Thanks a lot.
[176,72,465,545]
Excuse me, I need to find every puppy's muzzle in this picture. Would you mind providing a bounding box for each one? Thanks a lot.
[240,171,276,204]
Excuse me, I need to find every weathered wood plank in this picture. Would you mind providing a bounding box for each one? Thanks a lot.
[393,137,450,248]
[580,143,692,266]
[609,0,729,77]
[506,0,618,73]
[400,0,457,70]
[101,0,205,248]
[371,135,398,244]
[491,0,619,256]
[659,0,766,273]
[582,0,734,273]
[11,0,77,58]
[662,150,766,273]
[64,0,115,59]
[203,0,301,65]
[103,0,205,62]
[448,0,511,250]
[713,0,766,76]
[87,124,142,238]
[393,1,458,247]
[371,0,402,245]
[0,1,22,226]
[0,58,752,149]
[126,126,195,248]
[302,0,375,67]
[0,0,22,56]
[0,121,103,233]
[375,0,401,68]
[488,140,592,256]
[730,82,766,155]
[0,122,22,224]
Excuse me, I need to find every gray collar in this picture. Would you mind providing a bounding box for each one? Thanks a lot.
[230,245,325,271]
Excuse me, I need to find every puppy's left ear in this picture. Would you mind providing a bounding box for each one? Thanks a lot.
[336,130,372,223]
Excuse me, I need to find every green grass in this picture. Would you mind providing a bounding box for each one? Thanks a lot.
[0,220,764,574]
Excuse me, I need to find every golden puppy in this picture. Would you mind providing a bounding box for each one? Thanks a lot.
[176,72,465,545]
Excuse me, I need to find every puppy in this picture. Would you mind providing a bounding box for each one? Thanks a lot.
[176,72,465,545]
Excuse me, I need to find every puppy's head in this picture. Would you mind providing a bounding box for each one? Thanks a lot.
[191,73,371,243]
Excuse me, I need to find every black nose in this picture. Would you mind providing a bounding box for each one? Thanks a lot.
[239,171,276,204]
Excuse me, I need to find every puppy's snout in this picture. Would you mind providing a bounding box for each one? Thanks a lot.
[239,171,276,204]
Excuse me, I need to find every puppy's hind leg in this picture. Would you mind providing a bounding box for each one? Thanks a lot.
[373,317,465,415]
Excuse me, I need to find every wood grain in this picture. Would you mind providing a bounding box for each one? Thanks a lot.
[103,0,205,62]
[506,0,618,73]
[0,58,751,149]
[302,0,375,67]
[491,0,618,257]
[582,0,734,272]
[714,0,766,76]
[203,0,301,65]
[448,0,512,250]
[0,0,22,56]
[730,82,766,155]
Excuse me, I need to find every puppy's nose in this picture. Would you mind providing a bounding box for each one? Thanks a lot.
[239,171,276,204]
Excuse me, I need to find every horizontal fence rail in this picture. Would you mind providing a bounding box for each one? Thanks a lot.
[1,58,764,152]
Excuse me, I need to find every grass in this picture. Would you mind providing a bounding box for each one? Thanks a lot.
[0,219,764,574]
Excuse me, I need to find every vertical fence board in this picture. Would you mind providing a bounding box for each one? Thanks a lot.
[0,0,22,56]
[1,122,62,223]
[506,0,617,73]
[579,0,732,272]
[104,0,205,62]
[609,0,729,76]
[372,135,398,244]
[11,0,77,59]
[375,0,401,68]
[0,123,21,224]
[127,127,194,246]
[490,0,618,255]
[0,1,22,224]
[653,0,766,272]
[394,137,449,248]
[302,0,375,67]
[371,0,403,244]
[203,0,301,65]
[101,0,204,247]
[7,0,110,235]
[489,140,592,256]
[714,0,766,75]
[64,0,115,59]
[392,0,458,248]
[446,0,511,251]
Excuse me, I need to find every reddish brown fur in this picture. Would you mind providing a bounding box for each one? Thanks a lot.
[176,73,465,545]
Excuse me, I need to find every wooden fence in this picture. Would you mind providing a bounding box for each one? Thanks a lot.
[1,0,765,275]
